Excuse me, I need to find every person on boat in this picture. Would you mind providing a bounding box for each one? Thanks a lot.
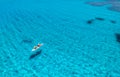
[33,46,38,49]
[37,44,41,47]
[33,43,43,50]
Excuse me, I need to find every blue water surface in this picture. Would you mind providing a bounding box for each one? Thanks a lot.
[0,0,120,77]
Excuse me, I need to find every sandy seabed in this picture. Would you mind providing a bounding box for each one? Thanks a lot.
[0,0,120,77]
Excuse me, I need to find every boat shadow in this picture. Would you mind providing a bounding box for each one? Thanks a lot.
[29,50,42,60]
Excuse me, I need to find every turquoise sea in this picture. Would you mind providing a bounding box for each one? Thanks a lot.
[0,0,120,77]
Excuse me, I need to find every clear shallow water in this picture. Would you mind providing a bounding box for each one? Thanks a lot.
[0,0,120,77]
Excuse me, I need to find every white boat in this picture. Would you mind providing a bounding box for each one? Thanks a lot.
[32,43,44,52]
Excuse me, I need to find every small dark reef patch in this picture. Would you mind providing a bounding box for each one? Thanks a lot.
[86,19,94,24]
[22,39,33,43]
[110,20,116,24]
[115,33,120,43]
[86,17,117,25]
[95,17,105,21]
